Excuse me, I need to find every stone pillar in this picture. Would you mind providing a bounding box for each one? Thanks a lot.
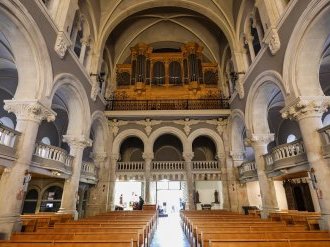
[108,154,119,211]
[183,152,195,210]
[228,151,249,213]
[244,34,256,61]
[220,156,230,211]
[247,134,278,218]
[143,152,154,204]
[79,36,90,64]
[0,100,55,239]
[58,135,92,219]
[85,152,108,216]
[281,97,330,229]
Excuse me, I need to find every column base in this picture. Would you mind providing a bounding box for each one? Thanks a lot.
[319,213,330,230]
[57,208,78,220]
[260,207,278,219]
[0,214,22,240]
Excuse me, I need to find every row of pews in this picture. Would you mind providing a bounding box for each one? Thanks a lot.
[1,210,157,247]
[181,210,330,247]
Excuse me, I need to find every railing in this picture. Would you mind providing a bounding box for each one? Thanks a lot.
[239,160,257,175]
[151,161,185,171]
[34,143,73,168]
[272,139,305,161]
[192,161,219,170]
[106,98,230,111]
[82,161,97,176]
[116,161,144,171]
[318,125,330,156]
[0,124,20,148]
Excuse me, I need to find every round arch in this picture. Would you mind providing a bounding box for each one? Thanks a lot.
[89,111,110,154]
[112,129,149,156]
[0,0,53,100]
[245,70,286,134]
[283,0,330,98]
[50,73,91,137]
[148,126,187,154]
[187,128,225,156]
[229,109,246,153]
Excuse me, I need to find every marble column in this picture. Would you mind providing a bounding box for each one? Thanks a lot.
[143,152,154,204]
[58,135,92,219]
[228,151,249,213]
[217,153,230,210]
[0,100,55,239]
[85,152,108,216]
[79,36,90,64]
[108,154,119,211]
[281,97,330,229]
[183,152,195,210]
[247,133,278,218]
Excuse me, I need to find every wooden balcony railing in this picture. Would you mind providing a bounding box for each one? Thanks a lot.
[106,98,230,111]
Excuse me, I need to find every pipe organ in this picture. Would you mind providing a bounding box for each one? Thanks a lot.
[115,42,220,100]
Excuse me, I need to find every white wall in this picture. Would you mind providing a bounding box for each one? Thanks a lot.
[246,181,262,208]
[274,180,288,210]
[195,181,223,209]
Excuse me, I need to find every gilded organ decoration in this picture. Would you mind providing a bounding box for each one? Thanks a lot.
[115,42,220,100]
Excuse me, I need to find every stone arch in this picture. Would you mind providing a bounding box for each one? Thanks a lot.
[187,128,225,157]
[50,73,91,137]
[245,70,286,134]
[283,0,330,98]
[148,126,187,154]
[89,111,110,154]
[229,109,246,153]
[112,129,149,156]
[0,0,53,100]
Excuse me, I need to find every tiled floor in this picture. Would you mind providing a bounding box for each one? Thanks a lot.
[150,213,190,247]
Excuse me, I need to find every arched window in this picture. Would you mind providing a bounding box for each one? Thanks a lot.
[40,186,63,212]
[0,117,14,129]
[287,134,297,143]
[323,113,330,126]
[22,189,39,214]
[152,62,165,85]
[169,61,181,85]
[250,17,261,55]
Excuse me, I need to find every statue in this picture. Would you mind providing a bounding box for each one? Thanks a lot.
[214,190,219,204]
[194,190,200,204]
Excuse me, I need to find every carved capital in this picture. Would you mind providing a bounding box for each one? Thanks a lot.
[4,100,56,123]
[108,119,128,136]
[183,152,194,162]
[245,133,274,147]
[264,28,280,55]
[142,152,154,162]
[63,135,92,150]
[281,96,330,121]
[90,152,107,163]
[54,31,71,59]
[110,153,120,162]
[206,118,228,135]
[230,150,245,161]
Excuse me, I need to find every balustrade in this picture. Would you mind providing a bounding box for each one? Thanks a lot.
[192,160,219,170]
[318,125,330,156]
[272,139,305,161]
[151,161,185,171]
[239,160,257,175]
[116,161,144,171]
[34,143,73,168]
[82,161,97,176]
[0,124,20,148]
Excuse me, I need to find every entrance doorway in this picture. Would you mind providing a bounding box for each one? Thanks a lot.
[156,181,184,216]
[114,181,142,210]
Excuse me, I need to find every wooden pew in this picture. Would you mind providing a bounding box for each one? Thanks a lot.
[0,240,134,247]
[208,239,330,247]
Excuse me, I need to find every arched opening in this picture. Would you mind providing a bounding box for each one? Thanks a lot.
[153,134,183,161]
[120,137,144,162]
[192,136,216,161]
[22,189,39,214]
[40,186,63,212]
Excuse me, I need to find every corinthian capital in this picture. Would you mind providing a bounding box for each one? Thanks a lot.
[142,152,154,161]
[245,133,274,146]
[63,135,92,150]
[281,96,330,121]
[182,152,194,162]
[4,100,56,123]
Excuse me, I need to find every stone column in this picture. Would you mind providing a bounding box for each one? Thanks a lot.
[0,100,55,238]
[143,152,154,204]
[244,34,256,61]
[247,134,278,218]
[219,154,230,211]
[281,97,330,229]
[58,135,92,219]
[85,152,108,216]
[108,154,119,211]
[183,152,195,210]
[79,36,90,64]
[227,151,249,213]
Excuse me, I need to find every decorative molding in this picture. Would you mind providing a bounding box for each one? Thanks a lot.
[245,133,274,146]
[110,153,120,162]
[4,100,56,123]
[281,96,330,121]
[206,118,228,135]
[264,28,281,55]
[135,118,161,136]
[108,119,128,136]
[183,152,194,162]
[142,152,154,161]
[62,135,92,149]
[174,118,200,135]
[230,150,245,161]
[90,152,107,163]
[54,31,71,59]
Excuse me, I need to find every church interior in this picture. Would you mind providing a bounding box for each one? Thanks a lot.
[0,0,330,246]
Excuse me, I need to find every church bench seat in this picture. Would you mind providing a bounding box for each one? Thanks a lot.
[208,239,330,247]
[0,240,134,247]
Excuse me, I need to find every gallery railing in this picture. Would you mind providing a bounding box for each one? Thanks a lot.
[106,98,230,111]
[151,161,185,171]
[192,161,219,170]
[0,124,20,148]
[238,160,258,182]
[116,161,145,172]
